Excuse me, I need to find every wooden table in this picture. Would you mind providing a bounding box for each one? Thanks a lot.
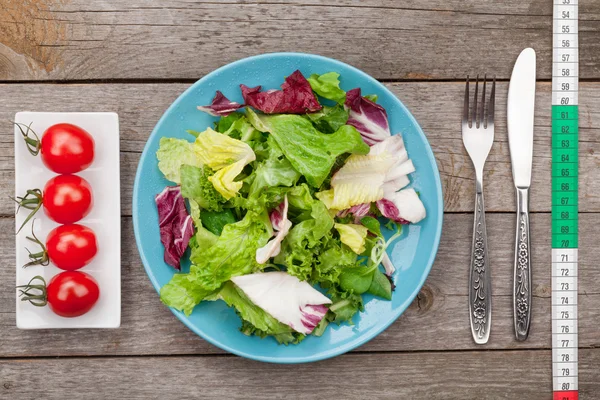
[1,1,599,398]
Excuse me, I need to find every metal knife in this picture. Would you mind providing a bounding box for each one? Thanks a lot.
[507,48,536,341]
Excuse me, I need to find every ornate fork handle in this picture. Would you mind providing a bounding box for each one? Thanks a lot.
[514,187,531,341]
[469,180,491,344]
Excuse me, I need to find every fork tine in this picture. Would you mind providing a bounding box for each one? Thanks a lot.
[480,74,487,128]
[472,75,479,128]
[488,76,496,126]
[463,76,470,125]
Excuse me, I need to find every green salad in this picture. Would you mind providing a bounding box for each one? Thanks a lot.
[154,70,426,344]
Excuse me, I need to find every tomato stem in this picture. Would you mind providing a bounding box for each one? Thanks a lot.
[11,189,42,234]
[16,275,47,307]
[13,121,41,156]
[23,220,49,268]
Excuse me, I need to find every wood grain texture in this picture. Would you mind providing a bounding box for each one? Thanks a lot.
[1,82,599,215]
[0,0,599,80]
[2,212,599,357]
[1,349,600,399]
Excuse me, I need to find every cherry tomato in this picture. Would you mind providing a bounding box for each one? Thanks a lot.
[46,272,100,317]
[17,272,100,318]
[40,123,95,174]
[46,224,98,271]
[43,175,93,224]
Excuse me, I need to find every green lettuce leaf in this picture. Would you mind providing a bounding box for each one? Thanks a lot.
[328,293,363,324]
[201,208,236,236]
[306,105,349,133]
[218,281,302,344]
[224,115,262,143]
[360,216,383,238]
[156,137,202,183]
[215,112,244,133]
[307,72,346,104]
[367,268,392,300]
[276,198,334,281]
[187,203,219,259]
[159,274,217,316]
[248,137,301,197]
[248,111,369,187]
[188,210,272,291]
[180,165,225,212]
[312,238,357,289]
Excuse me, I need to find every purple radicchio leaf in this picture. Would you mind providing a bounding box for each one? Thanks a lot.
[241,70,322,114]
[155,186,194,270]
[197,90,245,116]
[256,196,291,264]
[376,198,411,225]
[300,304,329,333]
[336,203,372,223]
[344,88,391,145]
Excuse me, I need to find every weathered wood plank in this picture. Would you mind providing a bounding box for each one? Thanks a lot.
[2,213,599,357]
[0,0,598,80]
[1,349,600,399]
[1,82,599,215]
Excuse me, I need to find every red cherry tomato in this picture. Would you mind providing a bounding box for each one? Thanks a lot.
[46,224,98,271]
[17,272,100,318]
[40,123,95,173]
[43,175,93,224]
[46,272,100,317]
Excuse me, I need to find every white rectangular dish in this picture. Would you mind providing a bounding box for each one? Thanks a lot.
[14,112,121,329]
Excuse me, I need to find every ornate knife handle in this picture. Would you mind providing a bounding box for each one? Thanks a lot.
[469,181,491,344]
[514,187,531,341]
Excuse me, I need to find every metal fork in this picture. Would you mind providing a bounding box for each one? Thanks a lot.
[463,75,495,344]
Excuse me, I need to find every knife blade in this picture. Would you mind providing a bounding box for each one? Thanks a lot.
[507,47,536,341]
[508,48,536,187]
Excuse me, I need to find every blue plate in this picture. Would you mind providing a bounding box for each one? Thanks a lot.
[133,53,443,363]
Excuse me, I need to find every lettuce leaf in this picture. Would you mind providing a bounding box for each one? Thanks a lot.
[180,165,225,212]
[367,268,393,300]
[188,210,272,291]
[248,137,301,198]
[201,208,236,236]
[276,197,334,281]
[328,293,363,323]
[307,72,346,104]
[305,105,349,133]
[215,112,244,133]
[160,274,217,316]
[249,111,369,187]
[157,138,202,183]
[193,128,256,199]
[223,115,262,143]
[334,223,369,254]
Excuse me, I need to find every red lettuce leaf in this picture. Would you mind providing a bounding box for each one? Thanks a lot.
[197,91,244,116]
[155,186,195,270]
[241,70,322,114]
[345,88,391,145]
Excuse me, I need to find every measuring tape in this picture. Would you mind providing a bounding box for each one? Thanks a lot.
[552,0,579,399]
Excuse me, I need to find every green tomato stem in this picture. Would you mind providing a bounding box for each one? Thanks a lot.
[13,122,41,156]
[16,275,48,307]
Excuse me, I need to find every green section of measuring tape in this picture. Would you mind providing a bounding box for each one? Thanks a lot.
[552,105,579,249]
